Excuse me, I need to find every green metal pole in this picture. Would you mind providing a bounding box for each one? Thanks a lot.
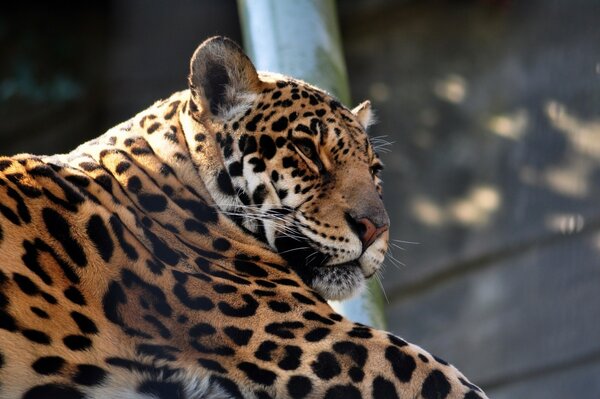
[237,0,386,329]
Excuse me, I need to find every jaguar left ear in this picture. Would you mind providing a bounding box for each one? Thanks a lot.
[189,36,261,119]
[351,100,374,129]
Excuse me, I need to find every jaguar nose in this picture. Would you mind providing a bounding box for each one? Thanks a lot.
[349,216,389,250]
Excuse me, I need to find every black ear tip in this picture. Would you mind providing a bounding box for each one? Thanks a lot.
[191,37,244,77]
[208,36,239,46]
[190,36,247,73]
[196,36,244,54]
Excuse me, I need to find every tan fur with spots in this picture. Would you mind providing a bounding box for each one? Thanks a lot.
[0,37,487,399]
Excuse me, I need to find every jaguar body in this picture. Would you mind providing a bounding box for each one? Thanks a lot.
[0,37,487,399]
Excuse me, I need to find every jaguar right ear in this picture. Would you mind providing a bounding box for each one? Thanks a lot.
[351,100,374,130]
[189,36,261,119]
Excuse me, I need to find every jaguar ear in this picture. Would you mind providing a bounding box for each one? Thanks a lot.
[351,100,374,129]
[189,36,261,119]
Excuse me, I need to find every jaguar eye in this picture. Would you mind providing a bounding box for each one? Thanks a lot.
[293,139,323,172]
[296,142,314,159]
[371,164,383,176]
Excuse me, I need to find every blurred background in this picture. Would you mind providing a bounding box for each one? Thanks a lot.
[2,1,599,397]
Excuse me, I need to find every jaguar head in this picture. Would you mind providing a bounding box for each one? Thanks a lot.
[188,37,389,300]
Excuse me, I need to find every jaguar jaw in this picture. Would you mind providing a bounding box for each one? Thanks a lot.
[273,230,368,300]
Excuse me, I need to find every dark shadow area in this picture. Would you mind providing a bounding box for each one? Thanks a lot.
[0,0,242,154]
[0,2,110,153]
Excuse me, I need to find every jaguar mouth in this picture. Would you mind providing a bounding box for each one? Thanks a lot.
[273,228,367,300]
[273,229,348,271]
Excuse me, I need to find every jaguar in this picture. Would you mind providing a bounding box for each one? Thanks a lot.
[0,36,488,399]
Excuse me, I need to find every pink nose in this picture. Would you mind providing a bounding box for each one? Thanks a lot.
[356,218,388,249]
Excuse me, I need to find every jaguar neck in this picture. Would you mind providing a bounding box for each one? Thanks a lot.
[179,92,270,244]
[56,91,281,270]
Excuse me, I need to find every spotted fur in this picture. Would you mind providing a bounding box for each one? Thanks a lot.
[0,37,487,399]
